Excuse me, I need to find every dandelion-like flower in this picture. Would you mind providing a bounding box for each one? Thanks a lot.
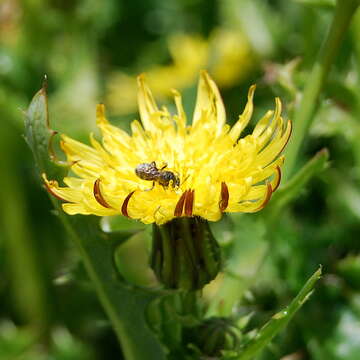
[44,71,291,226]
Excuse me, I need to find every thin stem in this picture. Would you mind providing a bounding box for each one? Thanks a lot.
[283,0,359,181]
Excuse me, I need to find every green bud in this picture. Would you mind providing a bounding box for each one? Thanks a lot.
[187,317,241,357]
[151,217,221,291]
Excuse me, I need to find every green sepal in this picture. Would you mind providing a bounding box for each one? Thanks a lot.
[186,317,242,357]
[151,217,221,291]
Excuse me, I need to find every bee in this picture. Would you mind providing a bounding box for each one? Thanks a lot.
[135,161,180,189]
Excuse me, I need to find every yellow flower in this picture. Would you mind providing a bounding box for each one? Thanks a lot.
[106,30,254,115]
[107,34,208,115]
[209,28,253,88]
[44,71,291,225]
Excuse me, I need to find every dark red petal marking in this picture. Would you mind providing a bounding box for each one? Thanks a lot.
[255,182,273,211]
[121,191,136,218]
[43,181,67,202]
[219,182,229,212]
[93,179,112,208]
[272,166,282,192]
[174,190,188,217]
[184,189,194,216]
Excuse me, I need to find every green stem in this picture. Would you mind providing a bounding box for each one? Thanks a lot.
[283,0,359,180]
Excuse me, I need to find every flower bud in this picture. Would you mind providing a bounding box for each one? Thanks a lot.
[151,217,221,291]
[187,317,241,357]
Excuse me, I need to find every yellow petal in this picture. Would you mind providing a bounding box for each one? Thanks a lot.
[192,70,226,136]
[229,85,256,142]
[137,74,159,132]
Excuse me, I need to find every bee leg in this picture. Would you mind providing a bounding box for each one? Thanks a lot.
[144,181,155,191]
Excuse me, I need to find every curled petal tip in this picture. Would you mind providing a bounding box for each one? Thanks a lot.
[93,179,112,209]
[280,119,293,154]
[96,103,109,126]
[272,166,282,192]
[42,175,67,202]
[96,103,105,113]
[121,191,136,218]
[137,73,146,84]
[255,182,273,212]
[275,97,282,113]
[249,84,257,93]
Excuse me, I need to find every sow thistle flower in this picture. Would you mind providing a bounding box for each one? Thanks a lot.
[44,71,291,290]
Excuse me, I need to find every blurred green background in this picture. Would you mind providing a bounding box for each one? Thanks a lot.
[1,0,360,359]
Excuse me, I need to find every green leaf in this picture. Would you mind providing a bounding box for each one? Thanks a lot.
[24,81,68,180]
[235,267,322,360]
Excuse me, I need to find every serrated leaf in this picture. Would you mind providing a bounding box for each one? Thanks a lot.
[235,267,322,360]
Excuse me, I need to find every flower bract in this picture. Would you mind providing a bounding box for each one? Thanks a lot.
[44,71,292,225]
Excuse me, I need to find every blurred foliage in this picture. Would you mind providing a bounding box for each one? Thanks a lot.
[1,0,360,359]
